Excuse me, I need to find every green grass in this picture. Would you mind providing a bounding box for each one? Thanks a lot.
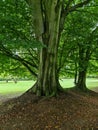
[60,78,74,88]
[0,80,35,95]
[60,78,98,88]
[86,78,98,88]
[0,78,98,95]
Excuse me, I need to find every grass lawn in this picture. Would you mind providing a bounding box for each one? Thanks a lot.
[0,80,35,95]
[0,78,98,95]
[60,78,98,88]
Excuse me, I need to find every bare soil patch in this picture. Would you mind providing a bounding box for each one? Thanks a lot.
[0,89,98,130]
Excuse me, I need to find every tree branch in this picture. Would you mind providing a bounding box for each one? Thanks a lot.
[69,0,91,12]
[0,43,37,77]
[64,0,73,11]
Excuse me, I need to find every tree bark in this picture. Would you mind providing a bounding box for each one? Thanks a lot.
[27,0,63,96]
[74,62,78,85]
[76,70,87,91]
[75,45,89,92]
[25,0,91,95]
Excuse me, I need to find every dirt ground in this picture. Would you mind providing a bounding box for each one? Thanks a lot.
[0,88,98,130]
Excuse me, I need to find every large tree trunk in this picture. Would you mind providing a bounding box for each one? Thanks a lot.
[27,0,63,96]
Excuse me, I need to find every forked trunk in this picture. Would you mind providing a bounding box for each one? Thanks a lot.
[27,0,63,96]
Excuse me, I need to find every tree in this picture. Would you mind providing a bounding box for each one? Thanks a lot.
[58,7,98,91]
[25,0,93,96]
[0,0,94,96]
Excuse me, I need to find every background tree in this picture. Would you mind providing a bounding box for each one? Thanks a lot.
[58,5,98,91]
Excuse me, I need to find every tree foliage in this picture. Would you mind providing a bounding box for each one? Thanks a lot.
[0,0,98,95]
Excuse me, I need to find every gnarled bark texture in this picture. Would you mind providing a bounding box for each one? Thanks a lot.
[27,0,63,96]
[25,0,91,96]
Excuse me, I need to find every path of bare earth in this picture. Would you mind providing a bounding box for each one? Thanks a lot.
[0,93,23,103]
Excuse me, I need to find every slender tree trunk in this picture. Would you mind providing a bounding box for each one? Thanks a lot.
[27,0,63,96]
[76,70,87,91]
[75,45,89,92]
[74,62,78,85]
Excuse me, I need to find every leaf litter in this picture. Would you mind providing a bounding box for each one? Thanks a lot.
[0,89,98,130]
